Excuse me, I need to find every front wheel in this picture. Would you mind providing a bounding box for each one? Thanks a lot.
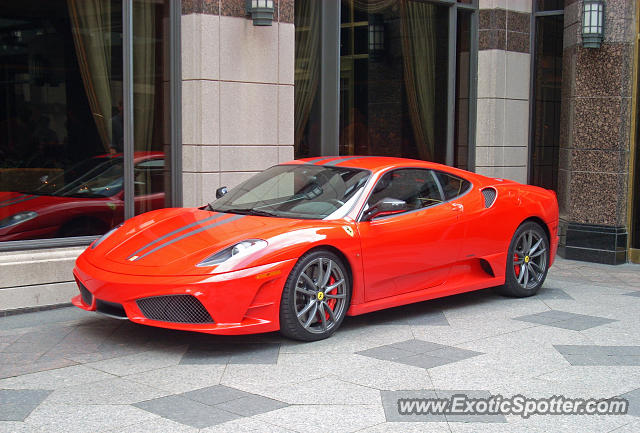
[496,222,549,297]
[279,250,351,341]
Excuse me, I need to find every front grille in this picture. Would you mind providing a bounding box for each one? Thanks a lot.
[481,187,497,208]
[78,282,93,306]
[136,295,214,324]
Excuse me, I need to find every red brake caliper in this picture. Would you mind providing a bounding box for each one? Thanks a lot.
[514,253,521,276]
[325,276,337,319]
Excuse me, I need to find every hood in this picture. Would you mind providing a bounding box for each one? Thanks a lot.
[0,192,39,215]
[88,208,300,275]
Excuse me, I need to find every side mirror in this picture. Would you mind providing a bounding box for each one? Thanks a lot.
[216,186,228,199]
[362,198,408,221]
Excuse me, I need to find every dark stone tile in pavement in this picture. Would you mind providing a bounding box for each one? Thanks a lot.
[514,310,615,331]
[353,304,449,327]
[180,343,280,365]
[0,389,52,421]
[182,385,248,406]
[536,288,574,300]
[216,394,288,417]
[623,291,640,297]
[618,387,640,417]
[135,384,289,428]
[381,389,507,423]
[134,395,241,428]
[554,345,640,366]
[357,339,483,370]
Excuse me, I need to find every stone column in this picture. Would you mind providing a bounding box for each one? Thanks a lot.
[557,0,634,264]
[181,0,295,207]
[475,0,531,183]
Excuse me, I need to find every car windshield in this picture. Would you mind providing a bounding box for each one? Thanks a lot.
[209,164,371,220]
[27,157,123,198]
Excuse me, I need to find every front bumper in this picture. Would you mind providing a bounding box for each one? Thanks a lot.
[72,253,296,335]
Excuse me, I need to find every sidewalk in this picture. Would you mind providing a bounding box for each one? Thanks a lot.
[1,257,639,432]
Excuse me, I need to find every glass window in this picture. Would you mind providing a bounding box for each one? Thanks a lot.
[367,169,443,211]
[338,1,449,162]
[435,171,471,200]
[530,14,563,191]
[133,0,172,215]
[455,10,472,170]
[294,0,322,158]
[295,0,476,170]
[0,0,173,245]
[209,165,370,220]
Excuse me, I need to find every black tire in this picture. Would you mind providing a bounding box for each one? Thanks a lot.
[496,221,549,297]
[279,250,352,341]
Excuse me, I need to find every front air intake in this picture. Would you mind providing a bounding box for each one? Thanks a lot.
[136,295,214,324]
[78,281,93,306]
[481,187,497,208]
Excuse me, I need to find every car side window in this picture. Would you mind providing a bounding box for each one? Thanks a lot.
[434,171,471,200]
[366,169,443,212]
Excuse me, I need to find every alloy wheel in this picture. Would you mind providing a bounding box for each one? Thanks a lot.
[512,228,548,290]
[294,257,347,334]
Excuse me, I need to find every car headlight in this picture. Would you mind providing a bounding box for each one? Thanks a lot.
[197,239,267,267]
[91,224,122,249]
[0,211,38,229]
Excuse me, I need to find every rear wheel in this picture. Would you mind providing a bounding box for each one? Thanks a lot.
[497,222,549,297]
[279,250,351,341]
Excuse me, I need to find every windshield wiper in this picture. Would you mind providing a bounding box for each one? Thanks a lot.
[216,208,277,217]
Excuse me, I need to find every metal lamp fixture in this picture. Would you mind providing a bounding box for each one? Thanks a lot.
[582,0,605,48]
[368,14,385,62]
[245,0,274,26]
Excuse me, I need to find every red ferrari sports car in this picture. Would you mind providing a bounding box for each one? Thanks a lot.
[72,156,559,341]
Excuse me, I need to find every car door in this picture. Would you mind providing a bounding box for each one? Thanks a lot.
[357,168,464,302]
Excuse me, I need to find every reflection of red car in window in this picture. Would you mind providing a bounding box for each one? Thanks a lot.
[0,152,165,242]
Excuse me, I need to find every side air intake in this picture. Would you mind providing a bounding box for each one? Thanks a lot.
[481,187,497,208]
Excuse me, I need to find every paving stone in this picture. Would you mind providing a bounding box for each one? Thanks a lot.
[554,345,640,366]
[182,385,248,406]
[357,340,483,370]
[180,343,280,365]
[215,394,288,417]
[623,291,640,297]
[0,389,51,421]
[535,288,574,300]
[619,387,640,417]
[134,395,240,429]
[514,310,616,330]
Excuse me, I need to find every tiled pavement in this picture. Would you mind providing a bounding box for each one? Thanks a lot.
[1,257,640,432]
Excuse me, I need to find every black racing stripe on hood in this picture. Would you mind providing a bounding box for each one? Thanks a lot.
[132,214,245,261]
[0,195,36,209]
[0,194,29,205]
[322,156,369,166]
[126,212,224,260]
[305,156,335,164]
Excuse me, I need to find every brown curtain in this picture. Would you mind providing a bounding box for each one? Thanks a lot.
[400,0,436,161]
[133,0,156,153]
[352,0,396,13]
[294,0,321,151]
[67,0,113,152]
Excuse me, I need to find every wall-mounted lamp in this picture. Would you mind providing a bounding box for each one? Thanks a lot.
[246,0,274,26]
[582,0,604,48]
[368,14,385,62]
